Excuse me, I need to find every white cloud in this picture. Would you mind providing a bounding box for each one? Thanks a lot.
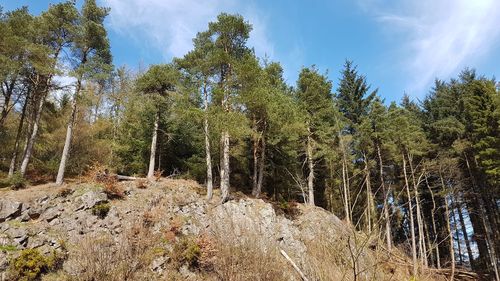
[101,0,274,61]
[359,0,500,94]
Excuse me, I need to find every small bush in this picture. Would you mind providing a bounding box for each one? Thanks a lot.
[9,249,62,281]
[0,172,28,189]
[135,179,148,189]
[103,181,125,200]
[172,237,201,269]
[153,169,163,181]
[92,203,111,219]
[274,200,301,220]
[57,187,73,198]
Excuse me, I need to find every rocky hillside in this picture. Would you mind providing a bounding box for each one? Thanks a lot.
[0,179,445,281]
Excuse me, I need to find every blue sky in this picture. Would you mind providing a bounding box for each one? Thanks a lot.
[2,0,500,102]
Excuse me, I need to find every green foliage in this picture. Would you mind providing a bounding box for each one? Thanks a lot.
[92,202,110,219]
[0,244,17,252]
[172,237,201,269]
[0,172,28,189]
[9,249,61,281]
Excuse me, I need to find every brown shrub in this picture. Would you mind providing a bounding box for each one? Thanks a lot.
[135,179,148,189]
[56,187,73,198]
[153,169,163,181]
[69,223,161,281]
[102,180,124,200]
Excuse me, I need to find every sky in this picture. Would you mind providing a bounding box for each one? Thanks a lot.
[2,0,500,102]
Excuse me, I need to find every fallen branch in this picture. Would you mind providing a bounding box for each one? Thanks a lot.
[280,249,309,281]
[116,175,138,181]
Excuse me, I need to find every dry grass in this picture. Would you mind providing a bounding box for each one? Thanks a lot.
[69,223,162,281]
[135,179,148,189]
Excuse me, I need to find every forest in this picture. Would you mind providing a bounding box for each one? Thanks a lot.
[0,0,499,280]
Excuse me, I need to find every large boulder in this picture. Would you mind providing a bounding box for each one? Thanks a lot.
[77,191,108,210]
[0,199,22,223]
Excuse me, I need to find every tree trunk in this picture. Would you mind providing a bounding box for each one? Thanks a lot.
[147,110,160,179]
[204,107,213,200]
[464,153,500,280]
[457,199,474,268]
[363,153,374,233]
[403,154,417,277]
[0,80,15,127]
[426,175,441,269]
[377,143,392,251]
[220,131,230,203]
[202,80,213,200]
[20,48,62,177]
[444,194,456,281]
[252,118,258,193]
[20,87,45,176]
[8,90,30,177]
[56,79,81,185]
[408,153,426,268]
[306,127,315,206]
[256,133,265,196]
[451,202,463,265]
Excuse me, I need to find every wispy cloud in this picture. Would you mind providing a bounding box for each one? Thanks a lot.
[358,0,500,94]
[101,0,274,61]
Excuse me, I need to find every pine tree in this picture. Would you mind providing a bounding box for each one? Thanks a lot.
[56,0,112,185]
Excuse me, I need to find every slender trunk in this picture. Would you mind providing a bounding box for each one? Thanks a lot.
[306,127,315,206]
[450,202,463,264]
[147,110,160,179]
[203,82,213,200]
[465,153,500,280]
[20,47,62,177]
[20,85,45,176]
[363,153,373,233]
[377,143,392,251]
[56,79,81,185]
[252,117,258,193]
[425,175,441,269]
[424,220,434,268]
[408,153,426,268]
[220,131,230,203]
[8,90,30,176]
[256,133,265,197]
[403,154,417,277]
[457,200,474,267]
[444,195,455,281]
[0,80,15,127]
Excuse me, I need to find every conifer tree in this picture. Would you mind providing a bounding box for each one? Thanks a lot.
[56,0,111,185]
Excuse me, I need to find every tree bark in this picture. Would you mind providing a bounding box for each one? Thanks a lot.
[408,153,426,268]
[203,82,213,200]
[256,133,265,196]
[20,84,45,176]
[464,153,499,280]
[444,194,455,281]
[147,110,160,179]
[403,154,417,277]
[8,90,30,177]
[306,126,315,206]
[20,47,62,177]
[220,131,230,203]
[363,153,374,233]
[426,175,441,269]
[377,143,392,251]
[457,199,474,268]
[56,79,81,185]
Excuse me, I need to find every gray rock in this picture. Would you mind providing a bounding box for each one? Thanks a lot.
[41,207,60,222]
[77,191,108,210]
[0,200,22,222]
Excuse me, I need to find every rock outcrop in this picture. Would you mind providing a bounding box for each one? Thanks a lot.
[0,179,440,281]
